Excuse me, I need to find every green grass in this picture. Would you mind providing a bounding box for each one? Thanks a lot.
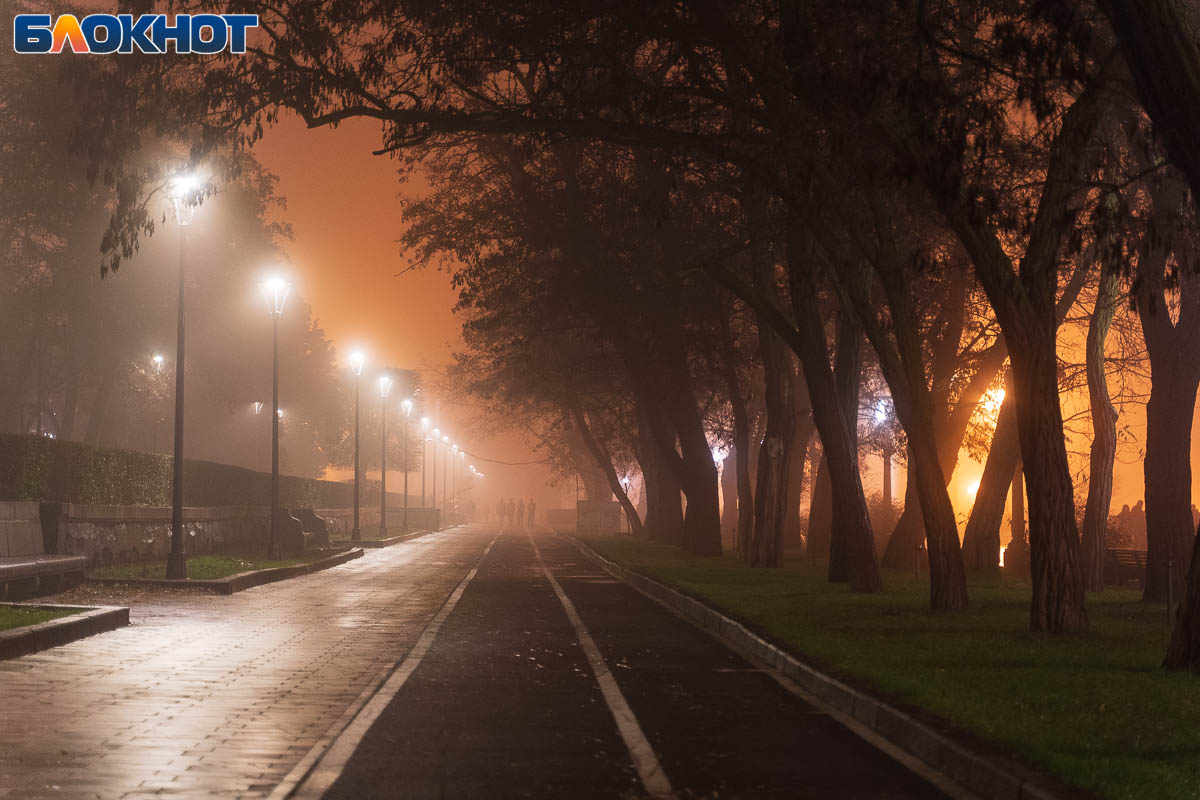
[0,605,77,632]
[582,535,1197,800]
[87,551,331,581]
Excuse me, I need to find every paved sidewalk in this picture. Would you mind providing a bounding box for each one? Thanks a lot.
[0,527,494,799]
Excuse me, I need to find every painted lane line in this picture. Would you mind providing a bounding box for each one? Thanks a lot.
[529,533,675,799]
[276,530,501,799]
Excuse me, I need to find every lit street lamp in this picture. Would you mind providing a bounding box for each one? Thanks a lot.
[153,353,164,373]
[349,351,365,542]
[261,275,291,560]
[401,398,414,530]
[166,171,203,580]
[378,374,393,537]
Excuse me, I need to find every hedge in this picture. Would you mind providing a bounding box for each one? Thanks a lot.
[0,433,375,508]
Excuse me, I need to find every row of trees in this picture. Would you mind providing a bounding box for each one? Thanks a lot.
[73,0,1200,667]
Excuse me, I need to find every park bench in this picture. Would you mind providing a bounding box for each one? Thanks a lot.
[1104,547,1148,588]
[0,504,86,600]
[292,508,331,549]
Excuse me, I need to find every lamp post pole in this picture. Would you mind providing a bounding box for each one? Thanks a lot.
[431,428,439,513]
[379,376,393,538]
[420,418,429,508]
[262,277,290,560]
[350,352,364,542]
[401,399,413,530]
[269,312,280,558]
[166,174,200,580]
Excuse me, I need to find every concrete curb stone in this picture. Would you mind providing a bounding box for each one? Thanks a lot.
[87,547,364,595]
[351,529,431,549]
[569,536,1092,800]
[0,603,129,660]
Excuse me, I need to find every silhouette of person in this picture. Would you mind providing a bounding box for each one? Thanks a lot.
[527,500,536,528]
[496,499,504,525]
[517,499,526,528]
[506,498,516,526]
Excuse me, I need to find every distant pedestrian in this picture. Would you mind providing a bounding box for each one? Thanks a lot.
[506,498,516,527]
[496,499,504,525]
[527,500,536,528]
[517,499,526,528]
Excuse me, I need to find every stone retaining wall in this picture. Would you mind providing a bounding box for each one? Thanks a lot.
[0,502,44,557]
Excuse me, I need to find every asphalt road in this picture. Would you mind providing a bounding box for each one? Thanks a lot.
[322,528,948,799]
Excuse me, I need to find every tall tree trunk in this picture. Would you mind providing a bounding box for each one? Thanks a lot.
[1081,257,1120,591]
[1009,333,1087,631]
[807,454,832,560]
[882,467,924,568]
[1143,375,1200,602]
[720,449,738,542]
[636,404,683,546]
[827,308,866,583]
[786,260,879,590]
[783,403,815,550]
[1137,243,1200,603]
[568,404,645,539]
[718,310,755,558]
[961,394,1020,570]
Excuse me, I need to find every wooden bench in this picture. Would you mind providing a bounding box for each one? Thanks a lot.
[0,507,87,600]
[1104,548,1148,588]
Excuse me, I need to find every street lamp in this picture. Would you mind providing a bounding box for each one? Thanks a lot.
[431,427,440,513]
[349,351,365,542]
[420,417,430,507]
[261,275,290,560]
[152,354,164,373]
[401,398,414,530]
[165,170,203,580]
[378,374,393,537]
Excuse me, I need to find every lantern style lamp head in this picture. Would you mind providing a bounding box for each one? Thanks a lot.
[401,398,414,418]
[349,351,365,377]
[152,354,164,373]
[379,374,393,399]
[260,275,290,316]
[421,416,430,431]
[459,450,465,460]
[442,435,449,444]
[452,444,459,454]
[168,172,202,226]
[253,401,264,415]
[276,409,284,419]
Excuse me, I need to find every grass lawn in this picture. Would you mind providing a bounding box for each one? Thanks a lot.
[581,534,1197,800]
[87,551,334,581]
[0,605,78,632]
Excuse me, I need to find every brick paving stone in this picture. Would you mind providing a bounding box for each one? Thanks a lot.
[0,528,493,799]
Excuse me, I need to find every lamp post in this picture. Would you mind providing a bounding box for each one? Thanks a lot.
[349,351,365,542]
[431,427,440,512]
[378,375,393,537]
[420,417,430,507]
[401,398,414,530]
[443,436,450,521]
[166,172,201,580]
[261,276,290,560]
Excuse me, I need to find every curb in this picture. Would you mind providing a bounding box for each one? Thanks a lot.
[0,603,129,660]
[344,529,431,549]
[87,548,364,595]
[570,537,1089,800]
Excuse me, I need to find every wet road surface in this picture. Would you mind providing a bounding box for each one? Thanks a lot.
[322,530,949,799]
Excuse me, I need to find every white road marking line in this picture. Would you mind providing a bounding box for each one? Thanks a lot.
[276,530,500,799]
[529,533,675,799]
